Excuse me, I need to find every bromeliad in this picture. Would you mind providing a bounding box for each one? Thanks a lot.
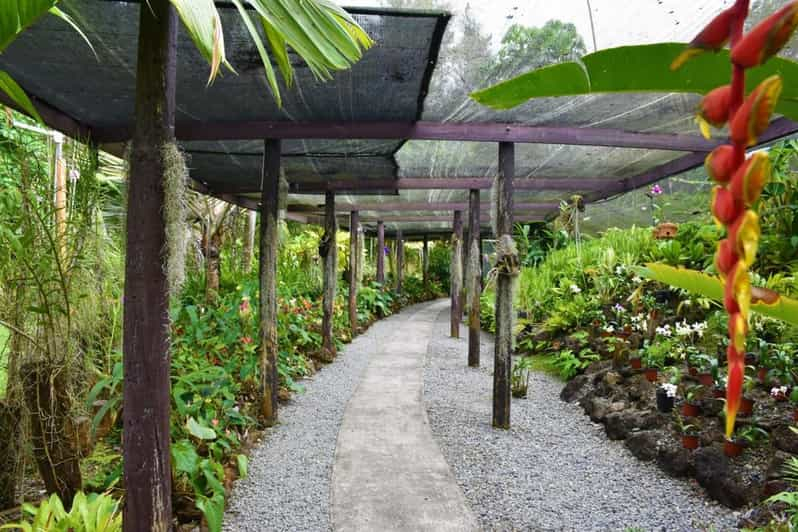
[672,0,798,439]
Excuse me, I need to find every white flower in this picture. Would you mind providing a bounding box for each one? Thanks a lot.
[675,321,693,337]
[632,276,643,284]
[661,383,678,398]
[771,386,788,398]
[655,325,672,338]
[603,325,615,333]
[569,284,581,294]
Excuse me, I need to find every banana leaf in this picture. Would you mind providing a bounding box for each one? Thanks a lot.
[637,263,798,326]
[471,43,798,121]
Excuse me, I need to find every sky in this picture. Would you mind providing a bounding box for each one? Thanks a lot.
[345,0,748,51]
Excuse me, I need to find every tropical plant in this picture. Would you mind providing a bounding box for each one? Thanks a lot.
[552,348,599,380]
[511,356,535,398]
[0,491,122,532]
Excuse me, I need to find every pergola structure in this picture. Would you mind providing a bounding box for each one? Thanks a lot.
[3,0,798,528]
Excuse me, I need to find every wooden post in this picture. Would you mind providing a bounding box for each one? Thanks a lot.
[123,1,176,528]
[376,220,385,285]
[53,132,67,260]
[450,210,463,338]
[396,229,404,294]
[493,142,515,429]
[321,191,337,361]
[243,209,257,271]
[349,210,359,336]
[422,235,429,293]
[259,139,280,426]
[468,189,481,367]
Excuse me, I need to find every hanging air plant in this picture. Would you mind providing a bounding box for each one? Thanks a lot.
[671,0,798,440]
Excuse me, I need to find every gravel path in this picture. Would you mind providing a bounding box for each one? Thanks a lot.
[223,302,430,532]
[424,303,740,532]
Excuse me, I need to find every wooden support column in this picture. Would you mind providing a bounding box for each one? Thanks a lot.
[321,191,337,361]
[376,220,385,285]
[422,235,429,293]
[348,211,359,336]
[467,189,481,367]
[493,142,515,429]
[123,1,176,528]
[396,229,404,293]
[450,210,463,338]
[259,139,280,426]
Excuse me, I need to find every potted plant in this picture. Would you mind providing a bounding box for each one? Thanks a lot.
[739,373,757,417]
[681,384,702,417]
[694,353,717,387]
[725,424,769,458]
[657,382,677,413]
[643,337,672,383]
[674,413,700,450]
[511,357,534,398]
[771,385,790,402]
[629,348,643,370]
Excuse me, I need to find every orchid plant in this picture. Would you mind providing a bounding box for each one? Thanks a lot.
[671,0,798,438]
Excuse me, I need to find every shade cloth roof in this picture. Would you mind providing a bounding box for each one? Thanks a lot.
[2,0,797,236]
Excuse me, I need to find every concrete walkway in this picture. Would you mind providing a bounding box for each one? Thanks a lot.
[331,299,479,532]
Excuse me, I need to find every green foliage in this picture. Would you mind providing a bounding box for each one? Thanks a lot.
[472,43,798,120]
[427,243,451,293]
[759,140,798,274]
[357,282,394,321]
[552,348,599,380]
[0,491,122,532]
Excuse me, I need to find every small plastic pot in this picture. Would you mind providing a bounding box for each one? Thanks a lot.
[758,367,768,384]
[656,388,674,413]
[682,433,700,450]
[630,357,642,370]
[713,387,726,399]
[793,408,798,423]
[739,396,754,416]
[697,372,714,387]
[644,368,658,383]
[724,438,745,458]
[688,366,698,377]
[681,401,700,417]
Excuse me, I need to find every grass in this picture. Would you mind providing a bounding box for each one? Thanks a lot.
[526,354,561,379]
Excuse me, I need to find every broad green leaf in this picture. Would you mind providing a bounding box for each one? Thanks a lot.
[0,70,42,123]
[195,493,224,532]
[169,0,231,84]
[171,439,200,475]
[48,7,95,58]
[637,263,798,326]
[472,43,798,121]
[186,416,217,440]
[0,0,57,52]
[236,453,248,479]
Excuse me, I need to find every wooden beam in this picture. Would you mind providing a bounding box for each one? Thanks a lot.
[284,176,628,194]
[95,119,725,151]
[123,1,176,528]
[376,221,385,285]
[349,210,359,337]
[422,235,429,292]
[493,141,514,430]
[358,213,548,223]
[289,201,559,212]
[259,139,280,427]
[320,191,337,361]
[0,90,94,141]
[451,210,463,339]
[467,189,480,368]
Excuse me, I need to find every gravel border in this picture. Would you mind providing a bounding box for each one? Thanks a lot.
[423,305,740,532]
[223,303,430,532]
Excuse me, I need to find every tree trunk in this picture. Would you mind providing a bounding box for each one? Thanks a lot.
[242,209,257,272]
[468,189,481,367]
[395,230,404,294]
[348,211,359,336]
[22,363,82,506]
[376,221,385,285]
[493,142,515,429]
[123,1,176,528]
[205,226,222,299]
[319,192,337,362]
[259,139,280,426]
[450,211,463,338]
[422,235,429,294]
[0,402,19,510]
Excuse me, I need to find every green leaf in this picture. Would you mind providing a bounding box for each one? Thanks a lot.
[229,0,281,106]
[637,263,798,326]
[0,0,57,52]
[169,0,231,84]
[236,454,248,479]
[186,416,217,440]
[195,493,224,532]
[472,43,798,121]
[47,7,95,58]
[171,439,200,475]
[0,70,42,123]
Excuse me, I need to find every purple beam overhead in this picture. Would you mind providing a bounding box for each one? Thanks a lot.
[282,177,627,194]
[95,120,726,151]
[287,201,558,212]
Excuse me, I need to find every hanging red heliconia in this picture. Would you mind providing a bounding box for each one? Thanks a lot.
[672,0,798,439]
